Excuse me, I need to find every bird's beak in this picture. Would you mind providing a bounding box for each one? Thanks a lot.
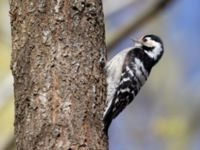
[131,38,143,48]
[131,38,142,44]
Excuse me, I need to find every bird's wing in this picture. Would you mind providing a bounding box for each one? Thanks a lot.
[103,50,140,132]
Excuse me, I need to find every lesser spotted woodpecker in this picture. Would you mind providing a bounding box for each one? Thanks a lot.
[103,34,164,134]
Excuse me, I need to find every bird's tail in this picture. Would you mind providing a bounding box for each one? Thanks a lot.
[103,112,113,135]
[103,98,115,135]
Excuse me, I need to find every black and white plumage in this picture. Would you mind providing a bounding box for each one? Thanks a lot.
[103,34,164,134]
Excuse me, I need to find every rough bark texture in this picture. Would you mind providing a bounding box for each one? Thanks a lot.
[10,0,107,149]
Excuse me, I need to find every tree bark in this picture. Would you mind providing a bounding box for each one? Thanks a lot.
[10,0,107,149]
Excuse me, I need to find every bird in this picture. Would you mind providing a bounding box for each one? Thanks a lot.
[103,34,164,134]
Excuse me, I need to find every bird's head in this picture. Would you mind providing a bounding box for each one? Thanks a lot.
[134,34,164,63]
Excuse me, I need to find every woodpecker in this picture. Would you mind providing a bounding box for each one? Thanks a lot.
[103,34,164,134]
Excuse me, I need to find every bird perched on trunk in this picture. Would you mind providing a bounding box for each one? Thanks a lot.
[103,34,164,134]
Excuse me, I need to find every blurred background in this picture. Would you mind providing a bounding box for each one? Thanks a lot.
[0,0,200,149]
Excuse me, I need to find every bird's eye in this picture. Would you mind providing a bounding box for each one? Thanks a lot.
[143,38,147,42]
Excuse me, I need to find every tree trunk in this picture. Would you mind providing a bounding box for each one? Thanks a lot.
[10,0,107,149]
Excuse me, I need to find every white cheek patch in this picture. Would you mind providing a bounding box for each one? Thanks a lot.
[145,37,153,47]
[144,41,162,60]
